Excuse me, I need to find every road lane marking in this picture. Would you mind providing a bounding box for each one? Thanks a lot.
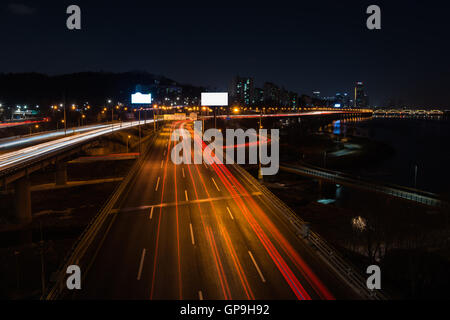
[226,206,234,220]
[211,177,220,192]
[185,190,189,201]
[155,177,161,191]
[248,251,266,283]
[120,192,263,212]
[137,248,146,280]
[160,160,164,168]
[182,167,185,178]
[189,223,195,245]
[149,207,154,219]
[198,290,203,300]
[203,162,208,169]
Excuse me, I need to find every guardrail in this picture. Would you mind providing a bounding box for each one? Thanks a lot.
[44,131,158,300]
[232,164,387,300]
[280,163,448,209]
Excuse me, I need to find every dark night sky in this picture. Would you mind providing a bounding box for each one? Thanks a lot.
[1,0,449,107]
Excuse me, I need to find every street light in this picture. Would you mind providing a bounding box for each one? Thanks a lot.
[127,135,131,153]
[153,104,158,131]
[107,100,114,132]
[62,103,67,136]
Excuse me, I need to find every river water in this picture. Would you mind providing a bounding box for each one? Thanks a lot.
[337,117,450,195]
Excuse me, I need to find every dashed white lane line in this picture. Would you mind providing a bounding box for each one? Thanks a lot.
[189,223,195,245]
[155,177,160,191]
[182,167,185,178]
[198,290,203,300]
[185,190,189,201]
[248,251,266,283]
[149,207,154,219]
[137,248,146,280]
[211,177,220,192]
[226,206,234,220]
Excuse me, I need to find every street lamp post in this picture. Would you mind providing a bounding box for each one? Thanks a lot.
[63,105,67,136]
[202,106,206,134]
[153,105,157,131]
[107,100,113,132]
[138,109,142,156]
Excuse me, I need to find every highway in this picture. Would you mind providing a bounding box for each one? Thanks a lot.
[0,120,153,173]
[0,124,111,151]
[74,121,360,300]
[0,119,44,129]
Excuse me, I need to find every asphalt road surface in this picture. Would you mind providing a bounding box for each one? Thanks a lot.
[74,121,360,300]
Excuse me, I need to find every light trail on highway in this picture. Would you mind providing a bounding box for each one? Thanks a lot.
[72,120,360,300]
[0,124,109,150]
[0,120,153,172]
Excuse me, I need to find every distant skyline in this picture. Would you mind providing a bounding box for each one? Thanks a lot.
[1,1,449,107]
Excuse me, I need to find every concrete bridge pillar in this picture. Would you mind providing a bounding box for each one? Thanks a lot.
[14,177,32,224]
[55,162,67,186]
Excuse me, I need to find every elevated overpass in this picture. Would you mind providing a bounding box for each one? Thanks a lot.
[280,163,449,209]
[0,120,154,223]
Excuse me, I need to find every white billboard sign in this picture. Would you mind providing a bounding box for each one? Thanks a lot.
[131,92,152,104]
[201,92,228,106]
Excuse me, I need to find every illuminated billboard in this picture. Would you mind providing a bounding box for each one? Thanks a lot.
[131,92,152,104]
[201,92,228,106]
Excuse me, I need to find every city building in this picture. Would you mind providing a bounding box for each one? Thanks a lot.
[354,82,368,108]
[229,76,254,106]
[263,82,280,106]
[253,88,264,106]
[289,92,299,109]
[335,93,350,108]
[279,88,290,107]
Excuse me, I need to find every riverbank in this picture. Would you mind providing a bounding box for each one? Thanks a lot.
[248,164,450,299]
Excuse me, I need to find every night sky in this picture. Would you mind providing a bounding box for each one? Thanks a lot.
[1,0,449,107]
